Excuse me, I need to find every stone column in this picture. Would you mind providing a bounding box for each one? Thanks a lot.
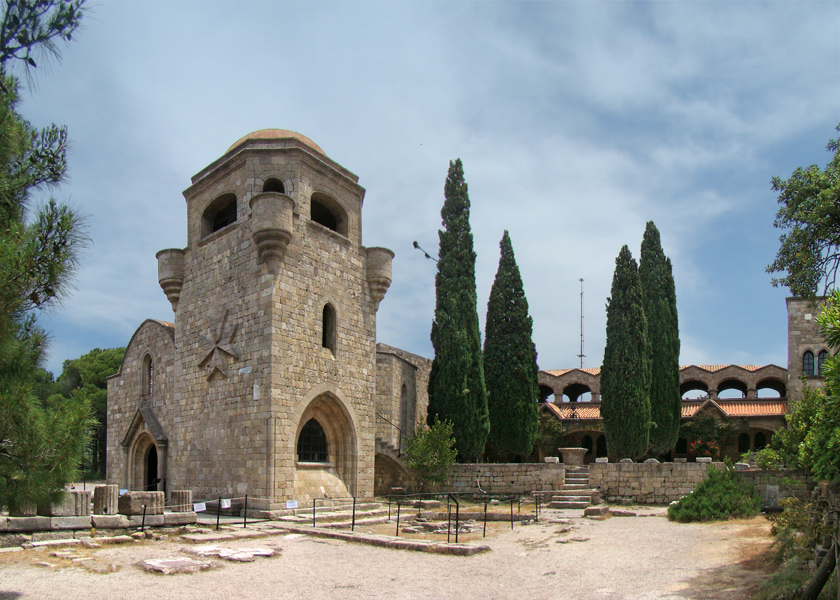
[170,490,192,513]
[93,485,120,515]
[747,388,757,399]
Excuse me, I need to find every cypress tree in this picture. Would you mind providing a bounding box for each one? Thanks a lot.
[600,245,651,461]
[639,222,681,456]
[483,231,539,461]
[427,159,489,462]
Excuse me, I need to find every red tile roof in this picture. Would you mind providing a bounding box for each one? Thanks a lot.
[545,398,788,421]
[543,367,601,377]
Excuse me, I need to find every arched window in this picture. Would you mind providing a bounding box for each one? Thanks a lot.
[754,432,767,451]
[675,437,688,454]
[596,435,607,458]
[201,193,237,237]
[818,350,829,376]
[310,193,348,236]
[582,435,593,455]
[738,433,751,454]
[297,418,328,462]
[263,178,285,194]
[803,350,815,376]
[142,354,153,396]
[322,304,336,353]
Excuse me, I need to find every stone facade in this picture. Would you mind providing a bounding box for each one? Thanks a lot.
[107,130,419,508]
[787,296,830,401]
[428,464,566,495]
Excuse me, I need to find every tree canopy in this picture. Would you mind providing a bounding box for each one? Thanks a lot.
[600,245,651,461]
[639,221,680,456]
[0,0,89,512]
[483,230,538,461]
[427,158,489,462]
[767,124,840,297]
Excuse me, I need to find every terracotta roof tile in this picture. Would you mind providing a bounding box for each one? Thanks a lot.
[679,364,763,372]
[544,399,789,421]
[544,402,602,419]
[543,367,601,377]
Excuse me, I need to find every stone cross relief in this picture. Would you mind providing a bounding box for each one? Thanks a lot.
[198,309,240,380]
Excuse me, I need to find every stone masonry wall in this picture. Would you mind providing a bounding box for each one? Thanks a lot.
[589,462,725,504]
[787,297,829,401]
[590,462,815,506]
[429,464,566,495]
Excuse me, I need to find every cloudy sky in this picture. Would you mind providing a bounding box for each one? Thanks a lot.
[13,1,840,378]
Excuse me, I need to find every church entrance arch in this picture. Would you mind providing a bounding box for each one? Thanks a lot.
[130,432,161,491]
[293,391,358,498]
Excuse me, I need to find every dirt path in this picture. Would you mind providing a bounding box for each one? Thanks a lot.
[0,508,775,600]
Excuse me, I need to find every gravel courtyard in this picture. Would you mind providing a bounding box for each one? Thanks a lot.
[0,508,775,600]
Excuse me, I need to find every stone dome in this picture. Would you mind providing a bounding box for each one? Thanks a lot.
[226,129,325,156]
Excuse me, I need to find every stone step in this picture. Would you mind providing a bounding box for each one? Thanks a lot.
[562,483,590,490]
[552,495,591,503]
[548,500,590,509]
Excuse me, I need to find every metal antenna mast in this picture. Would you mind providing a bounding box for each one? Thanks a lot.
[578,278,585,368]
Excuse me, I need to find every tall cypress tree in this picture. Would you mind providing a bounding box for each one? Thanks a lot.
[427,159,489,462]
[639,222,681,456]
[483,231,539,461]
[600,245,651,461]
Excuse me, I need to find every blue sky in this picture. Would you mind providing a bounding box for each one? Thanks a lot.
[13,1,840,377]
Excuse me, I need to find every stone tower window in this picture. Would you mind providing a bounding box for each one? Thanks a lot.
[142,354,153,396]
[322,304,336,353]
[310,193,348,236]
[818,350,828,375]
[262,178,285,194]
[803,350,815,376]
[297,418,328,463]
[201,193,237,238]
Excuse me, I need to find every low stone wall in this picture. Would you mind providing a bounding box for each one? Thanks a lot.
[430,463,565,495]
[739,469,814,507]
[590,462,815,506]
[589,462,721,504]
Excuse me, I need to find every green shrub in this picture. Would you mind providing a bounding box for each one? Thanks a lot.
[667,465,761,522]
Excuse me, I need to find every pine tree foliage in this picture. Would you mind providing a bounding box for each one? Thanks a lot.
[600,245,651,461]
[427,159,489,462]
[483,230,538,460]
[0,0,90,512]
[639,221,681,455]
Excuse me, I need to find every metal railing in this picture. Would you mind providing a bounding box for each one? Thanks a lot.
[375,412,403,454]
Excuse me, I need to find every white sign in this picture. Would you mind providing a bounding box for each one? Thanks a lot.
[193,502,207,512]
[220,498,231,509]
[286,500,298,509]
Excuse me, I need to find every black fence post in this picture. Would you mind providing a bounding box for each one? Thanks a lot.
[510,499,514,530]
[216,497,221,531]
[313,498,317,527]
[483,496,488,538]
[395,502,401,537]
[243,495,248,528]
[351,497,356,532]
[141,504,147,532]
[455,500,460,544]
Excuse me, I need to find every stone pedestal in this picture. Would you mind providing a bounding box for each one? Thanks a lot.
[170,490,192,513]
[38,490,91,516]
[118,491,164,516]
[93,485,119,515]
[558,448,587,466]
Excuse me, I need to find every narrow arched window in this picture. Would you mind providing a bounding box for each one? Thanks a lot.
[738,433,751,454]
[582,435,593,456]
[297,418,328,462]
[754,432,767,451]
[322,304,336,353]
[596,435,607,458]
[803,350,815,376]
[818,350,828,376]
[263,178,285,194]
[142,354,153,396]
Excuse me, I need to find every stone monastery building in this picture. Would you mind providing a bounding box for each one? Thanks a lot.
[107,129,830,504]
[107,130,429,508]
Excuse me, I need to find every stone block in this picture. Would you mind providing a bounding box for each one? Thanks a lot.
[696,457,713,463]
[734,463,750,471]
[93,485,119,515]
[118,491,164,516]
[5,516,50,532]
[543,457,559,464]
[620,458,633,463]
[0,534,31,547]
[643,458,660,464]
[674,458,687,463]
[8,503,37,517]
[595,457,608,463]
[49,516,91,530]
[127,514,164,528]
[164,512,197,526]
[92,515,130,529]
